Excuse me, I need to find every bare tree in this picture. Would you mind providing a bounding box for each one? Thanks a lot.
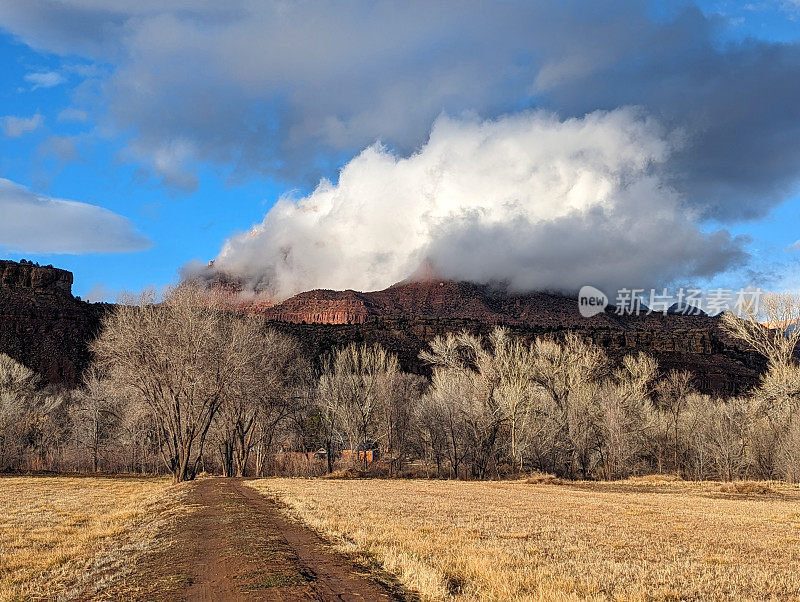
[419,366,474,478]
[379,371,425,475]
[721,292,800,367]
[491,329,535,471]
[421,331,495,478]
[212,328,303,477]
[72,367,121,472]
[316,367,344,474]
[706,397,750,481]
[317,343,398,471]
[92,285,284,483]
[528,334,608,478]
[0,354,71,472]
[657,370,694,477]
[0,354,40,470]
[722,292,800,481]
[593,354,658,480]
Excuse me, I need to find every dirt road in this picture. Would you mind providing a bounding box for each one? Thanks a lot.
[122,478,398,601]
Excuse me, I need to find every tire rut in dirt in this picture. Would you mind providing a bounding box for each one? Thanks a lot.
[116,478,396,601]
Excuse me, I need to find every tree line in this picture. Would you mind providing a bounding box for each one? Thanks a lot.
[1,285,798,483]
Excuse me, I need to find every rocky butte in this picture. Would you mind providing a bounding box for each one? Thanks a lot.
[0,259,107,385]
[0,259,764,393]
[253,278,764,394]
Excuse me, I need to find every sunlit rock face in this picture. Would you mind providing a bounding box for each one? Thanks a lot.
[0,260,764,394]
[237,278,764,394]
[0,260,73,295]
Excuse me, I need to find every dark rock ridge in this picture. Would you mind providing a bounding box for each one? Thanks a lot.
[254,279,764,394]
[0,259,73,295]
[260,279,718,328]
[0,260,108,385]
[0,260,763,393]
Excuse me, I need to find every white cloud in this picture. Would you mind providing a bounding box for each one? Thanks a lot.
[57,107,88,122]
[39,135,80,162]
[209,109,744,300]
[85,282,110,302]
[24,70,65,89]
[2,113,43,137]
[0,177,151,254]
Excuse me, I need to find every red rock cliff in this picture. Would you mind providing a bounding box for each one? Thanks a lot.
[0,259,105,385]
[0,260,72,295]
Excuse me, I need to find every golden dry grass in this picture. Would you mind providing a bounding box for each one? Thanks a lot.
[0,475,173,601]
[249,477,800,601]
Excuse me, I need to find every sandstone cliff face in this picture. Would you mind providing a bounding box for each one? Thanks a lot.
[261,290,371,324]
[0,259,764,394]
[0,260,72,295]
[258,280,599,326]
[0,260,106,385]
[255,279,764,394]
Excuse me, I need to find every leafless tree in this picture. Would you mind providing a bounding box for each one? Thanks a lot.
[721,292,800,367]
[419,366,473,478]
[592,354,658,479]
[722,292,800,481]
[657,370,694,477]
[92,285,287,483]
[491,329,536,471]
[0,354,39,469]
[212,328,304,477]
[317,343,398,471]
[421,330,507,478]
[0,354,71,471]
[72,367,121,472]
[379,371,425,475]
[527,334,608,478]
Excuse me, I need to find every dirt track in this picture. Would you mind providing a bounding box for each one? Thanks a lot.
[124,478,397,601]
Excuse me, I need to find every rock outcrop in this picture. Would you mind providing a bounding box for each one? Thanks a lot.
[0,260,73,295]
[0,259,764,394]
[254,279,764,394]
[0,260,106,385]
[262,289,372,324]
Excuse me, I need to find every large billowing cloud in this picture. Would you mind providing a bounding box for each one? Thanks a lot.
[0,1,796,293]
[0,178,151,254]
[209,109,745,300]
[0,1,799,219]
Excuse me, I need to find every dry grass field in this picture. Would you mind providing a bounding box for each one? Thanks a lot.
[250,476,800,601]
[0,476,177,601]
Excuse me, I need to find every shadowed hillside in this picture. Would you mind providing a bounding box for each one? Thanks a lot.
[0,260,109,385]
[0,260,763,392]
[253,278,763,393]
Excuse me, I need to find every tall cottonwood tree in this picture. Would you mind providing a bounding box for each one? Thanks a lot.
[421,329,517,479]
[657,370,694,477]
[72,366,121,472]
[92,285,284,483]
[212,328,304,477]
[317,343,398,471]
[722,292,800,481]
[0,354,41,470]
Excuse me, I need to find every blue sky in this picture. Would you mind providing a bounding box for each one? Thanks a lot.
[0,30,290,299]
[1,1,799,300]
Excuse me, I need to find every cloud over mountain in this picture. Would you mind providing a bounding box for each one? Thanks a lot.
[210,109,745,299]
[0,1,796,292]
